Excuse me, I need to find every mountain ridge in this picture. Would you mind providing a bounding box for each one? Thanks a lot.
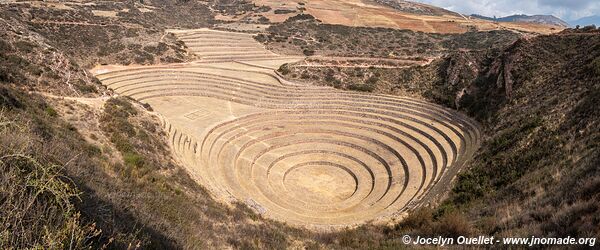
[372,0,461,17]
[471,14,570,27]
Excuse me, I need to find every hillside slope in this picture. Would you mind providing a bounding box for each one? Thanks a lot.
[1,0,598,248]
[0,0,213,68]
[281,28,600,242]
[0,25,314,249]
[231,0,564,34]
[373,0,461,16]
[258,15,521,59]
[451,29,600,237]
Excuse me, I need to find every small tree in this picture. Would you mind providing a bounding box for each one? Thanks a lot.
[366,76,379,85]
[302,49,315,56]
[278,63,291,75]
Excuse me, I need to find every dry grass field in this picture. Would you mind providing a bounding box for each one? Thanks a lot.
[247,0,563,34]
[94,29,481,228]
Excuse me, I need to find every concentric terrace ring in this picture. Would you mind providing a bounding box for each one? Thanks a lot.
[94,29,481,227]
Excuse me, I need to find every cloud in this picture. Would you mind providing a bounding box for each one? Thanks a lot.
[538,0,592,10]
[412,0,600,21]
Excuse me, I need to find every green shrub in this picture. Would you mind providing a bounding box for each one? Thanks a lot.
[123,152,145,168]
[303,49,315,56]
[110,134,133,153]
[6,54,29,67]
[143,45,157,53]
[14,40,36,53]
[274,9,295,14]
[156,42,169,53]
[257,16,270,23]
[324,72,335,83]
[0,154,100,248]
[76,83,97,94]
[450,171,487,205]
[488,116,541,155]
[591,57,600,76]
[278,63,291,75]
[0,40,12,53]
[0,87,23,108]
[25,64,43,76]
[285,13,315,22]
[105,98,136,116]
[134,51,154,64]
[332,79,343,88]
[45,106,58,117]
[366,76,379,85]
[348,83,375,92]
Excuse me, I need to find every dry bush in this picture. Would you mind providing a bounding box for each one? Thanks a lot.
[395,207,434,233]
[393,207,474,239]
[434,211,474,238]
[0,110,99,249]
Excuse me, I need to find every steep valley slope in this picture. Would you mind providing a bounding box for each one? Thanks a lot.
[281,28,600,239]
[1,0,599,249]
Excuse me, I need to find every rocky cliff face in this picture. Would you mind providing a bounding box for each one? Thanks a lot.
[442,51,481,108]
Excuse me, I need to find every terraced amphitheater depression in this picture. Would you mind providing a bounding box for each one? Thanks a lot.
[94,29,481,228]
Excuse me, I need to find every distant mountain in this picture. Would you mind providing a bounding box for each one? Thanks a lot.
[471,14,570,27]
[570,15,600,27]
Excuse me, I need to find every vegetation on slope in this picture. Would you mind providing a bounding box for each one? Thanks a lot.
[282,29,600,246]
[258,14,520,59]
[0,18,101,96]
[0,87,319,248]
[0,4,489,248]
[449,30,600,238]
[1,0,212,68]
[1,0,599,248]
[1,7,311,246]
[279,50,491,109]
[0,89,100,249]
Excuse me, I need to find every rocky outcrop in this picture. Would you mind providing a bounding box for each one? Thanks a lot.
[442,51,482,109]
[486,38,532,100]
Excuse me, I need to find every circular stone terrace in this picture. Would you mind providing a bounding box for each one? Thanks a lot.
[93,28,481,228]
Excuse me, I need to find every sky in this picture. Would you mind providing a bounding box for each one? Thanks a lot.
[412,0,600,22]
